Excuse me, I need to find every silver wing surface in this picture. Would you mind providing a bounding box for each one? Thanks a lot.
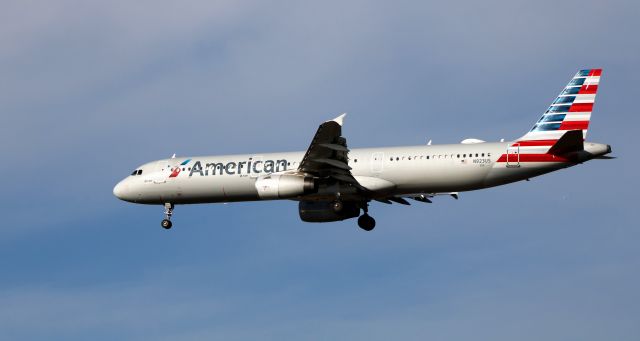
[297,114,367,192]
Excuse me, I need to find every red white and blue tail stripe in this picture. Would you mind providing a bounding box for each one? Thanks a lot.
[496,69,602,164]
[517,69,601,148]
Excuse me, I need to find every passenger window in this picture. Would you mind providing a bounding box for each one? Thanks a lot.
[408,157,412,160]
[463,154,466,157]
[475,153,478,157]
[488,153,491,157]
[354,159,358,163]
[427,156,430,159]
[396,157,399,161]
[482,153,485,157]
[457,154,460,158]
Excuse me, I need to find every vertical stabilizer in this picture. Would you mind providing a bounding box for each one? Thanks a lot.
[518,69,601,146]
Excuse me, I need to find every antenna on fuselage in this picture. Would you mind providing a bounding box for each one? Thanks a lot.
[427,139,432,145]
[171,153,176,159]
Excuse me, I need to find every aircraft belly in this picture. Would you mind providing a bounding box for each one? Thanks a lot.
[377,159,494,194]
[484,162,571,187]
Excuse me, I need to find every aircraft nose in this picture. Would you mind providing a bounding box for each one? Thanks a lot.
[113,180,128,200]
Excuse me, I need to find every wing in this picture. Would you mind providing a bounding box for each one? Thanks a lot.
[374,192,460,205]
[298,114,365,189]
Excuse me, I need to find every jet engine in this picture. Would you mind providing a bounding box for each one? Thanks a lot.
[298,200,360,222]
[255,174,316,199]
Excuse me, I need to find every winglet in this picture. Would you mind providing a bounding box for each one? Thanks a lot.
[330,113,347,126]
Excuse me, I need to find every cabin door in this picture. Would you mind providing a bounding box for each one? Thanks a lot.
[506,144,520,168]
[371,152,384,174]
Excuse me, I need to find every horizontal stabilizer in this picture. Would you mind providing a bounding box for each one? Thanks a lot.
[547,130,584,155]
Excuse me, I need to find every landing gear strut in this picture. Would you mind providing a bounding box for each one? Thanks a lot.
[161,203,174,229]
[357,202,376,231]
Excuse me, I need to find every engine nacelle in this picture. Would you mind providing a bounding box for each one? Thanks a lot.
[298,200,360,222]
[255,174,316,199]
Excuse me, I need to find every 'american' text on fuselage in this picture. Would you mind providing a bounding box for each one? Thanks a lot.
[187,159,289,177]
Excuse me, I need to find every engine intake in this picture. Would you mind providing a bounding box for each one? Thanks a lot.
[255,174,316,199]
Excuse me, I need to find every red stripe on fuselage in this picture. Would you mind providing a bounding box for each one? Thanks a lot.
[496,153,571,163]
[515,140,558,146]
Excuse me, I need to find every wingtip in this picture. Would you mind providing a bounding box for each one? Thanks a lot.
[330,113,347,126]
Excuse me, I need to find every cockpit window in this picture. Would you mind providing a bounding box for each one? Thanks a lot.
[131,170,138,176]
[137,170,143,175]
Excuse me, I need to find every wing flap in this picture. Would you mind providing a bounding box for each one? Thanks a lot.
[318,143,349,152]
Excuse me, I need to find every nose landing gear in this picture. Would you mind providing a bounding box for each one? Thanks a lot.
[161,203,174,229]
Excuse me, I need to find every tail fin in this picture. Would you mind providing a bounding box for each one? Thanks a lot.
[517,69,601,146]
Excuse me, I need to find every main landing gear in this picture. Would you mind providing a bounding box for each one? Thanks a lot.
[358,214,375,231]
[332,198,376,231]
[161,203,174,229]
[357,202,376,231]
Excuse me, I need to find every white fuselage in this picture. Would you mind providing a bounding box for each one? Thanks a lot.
[112,141,610,205]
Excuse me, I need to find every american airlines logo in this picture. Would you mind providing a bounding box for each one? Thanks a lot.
[169,159,192,178]
[184,158,289,177]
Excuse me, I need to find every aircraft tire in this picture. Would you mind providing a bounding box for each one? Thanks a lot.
[358,214,375,231]
[161,219,173,229]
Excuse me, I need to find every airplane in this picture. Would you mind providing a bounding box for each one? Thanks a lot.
[113,69,612,231]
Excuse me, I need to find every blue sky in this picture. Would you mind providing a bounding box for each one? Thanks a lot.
[1,0,639,340]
